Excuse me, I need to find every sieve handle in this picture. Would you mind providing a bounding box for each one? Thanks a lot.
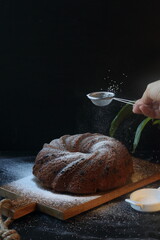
[114,98,135,105]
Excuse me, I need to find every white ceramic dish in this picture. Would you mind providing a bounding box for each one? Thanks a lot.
[125,188,160,212]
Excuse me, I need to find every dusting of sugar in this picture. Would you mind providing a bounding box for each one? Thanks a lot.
[2,158,160,218]
[89,140,119,151]
[0,156,34,183]
[3,175,100,211]
[1,156,160,239]
[131,157,160,182]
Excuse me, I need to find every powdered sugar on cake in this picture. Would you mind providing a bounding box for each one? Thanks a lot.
[33,133,133,194]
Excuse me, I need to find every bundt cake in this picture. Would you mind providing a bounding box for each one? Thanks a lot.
[33,133,133,194]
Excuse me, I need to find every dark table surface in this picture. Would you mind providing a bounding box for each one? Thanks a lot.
[0,154,160,240]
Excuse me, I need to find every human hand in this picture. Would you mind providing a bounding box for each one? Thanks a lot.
[132,80,160,119]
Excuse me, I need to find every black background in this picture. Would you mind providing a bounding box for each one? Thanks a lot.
[1,0,160,152]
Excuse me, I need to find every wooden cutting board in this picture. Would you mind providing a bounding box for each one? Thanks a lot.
[0,158,160,220]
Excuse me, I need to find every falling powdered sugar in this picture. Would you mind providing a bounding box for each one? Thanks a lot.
[107,80,122,93]
[102,68,128,94]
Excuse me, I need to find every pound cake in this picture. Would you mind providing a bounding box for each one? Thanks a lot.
[33,133,133,194]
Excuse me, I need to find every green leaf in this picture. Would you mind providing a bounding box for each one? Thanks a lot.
[109,104,133,137]
[153,119,160,125]
[132,117,152,153]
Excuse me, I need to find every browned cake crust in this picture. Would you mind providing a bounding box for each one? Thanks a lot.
[33,133,133,194]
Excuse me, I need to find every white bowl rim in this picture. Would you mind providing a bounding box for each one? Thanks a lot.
[87,91,115,99]
[130,188,160,206]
